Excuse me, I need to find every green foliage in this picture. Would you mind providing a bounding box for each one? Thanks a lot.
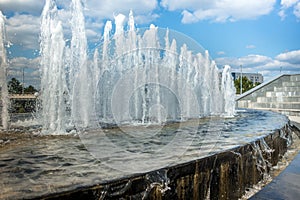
[8,78,37,94]
[254,82,261,87]
[18,107,26,113]
[8,78,23,94]
[234,76,261,94]
[24,85,37,93]
[8,78,38,113]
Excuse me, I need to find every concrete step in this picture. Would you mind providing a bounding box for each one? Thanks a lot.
[280,110,300,117]
[247,107,300,117]
[290,75,300,81]
[282,81,300,87]
[275,103,300,110]
[274,86,300,92]
[266,91,300,97]
[257,96,300,103]
[253,102,300,110]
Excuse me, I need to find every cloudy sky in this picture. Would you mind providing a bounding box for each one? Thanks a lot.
[0,0,299,87]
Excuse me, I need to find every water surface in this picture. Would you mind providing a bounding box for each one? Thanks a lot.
[0,109,288,199]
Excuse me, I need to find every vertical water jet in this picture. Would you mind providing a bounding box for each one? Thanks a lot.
[40,0,68,133]
[70,0,93,128]
[0,11,9,130]
[222,65,236,117]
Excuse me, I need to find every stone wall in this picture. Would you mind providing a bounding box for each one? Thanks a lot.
[237,74,300,117]
[34,123,298,200]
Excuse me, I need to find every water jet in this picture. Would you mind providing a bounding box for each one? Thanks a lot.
[0,11,10,130]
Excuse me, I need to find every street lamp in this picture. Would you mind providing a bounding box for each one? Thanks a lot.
[22,67,24,94]
[240,64,242,95]
[280,66,282,74]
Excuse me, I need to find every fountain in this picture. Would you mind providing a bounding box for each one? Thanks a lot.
[40,0,68,134]
[0,0,299,199]
[40,0,236,133]
[0,11,10,130]
[221,65,236,117]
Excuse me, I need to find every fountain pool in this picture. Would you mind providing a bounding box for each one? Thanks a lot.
[0,109,291,199]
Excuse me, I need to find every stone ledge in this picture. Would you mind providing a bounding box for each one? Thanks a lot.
[257,97,300,103]
[241,107,300,113]
[289,116,300,124]
[266,91,300,97]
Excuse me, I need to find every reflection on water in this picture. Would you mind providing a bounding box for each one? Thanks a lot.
[0,109,288,199]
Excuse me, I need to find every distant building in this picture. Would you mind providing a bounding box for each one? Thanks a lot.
[231,72,263,84]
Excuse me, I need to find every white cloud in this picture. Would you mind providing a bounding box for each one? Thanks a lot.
[275,49,300,64]
[294,2,300,18]
[8,57,39,70]
[161,0,215,11]
[0,0,44,15]
[278,0,300,20]
[133,13,160,25]
[84,18,104,43]
[182,10,199,24]
[6,14,40,50]
[239,55,272,65]
[278,9,286,19]
[216,54,272,68]
[161,0,276,23]
[1,0,160,52]
[7,56,40,88]
[83,0,159,40]
[246,45,256,49]
[85,0,157,19]
[217,51,225,55]
[280,0,299,8]
[215,50,300,81]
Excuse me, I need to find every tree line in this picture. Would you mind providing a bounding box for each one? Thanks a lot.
[234,76,261,94]
[7,78,38,113]
[8,77,38,94]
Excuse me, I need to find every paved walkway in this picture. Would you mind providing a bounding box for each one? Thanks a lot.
[250,119,300,200]
[289,116,300,124]
[250,153,300,199]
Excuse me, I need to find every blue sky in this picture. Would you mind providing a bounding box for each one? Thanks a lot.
[0,0,299,86]
[156,8,300,58]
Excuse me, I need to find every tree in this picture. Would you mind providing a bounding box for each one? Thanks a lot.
[8,78,38,94]
[234,76,261,94]
[7,78,38,113]
[8,77,23,94]
[24,85,37,93]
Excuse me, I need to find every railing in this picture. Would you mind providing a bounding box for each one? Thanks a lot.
[9,94,38,99]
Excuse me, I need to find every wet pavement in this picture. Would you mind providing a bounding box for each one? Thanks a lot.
[250,121,300,200]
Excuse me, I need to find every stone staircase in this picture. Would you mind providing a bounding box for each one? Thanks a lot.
[236,74,300,117]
